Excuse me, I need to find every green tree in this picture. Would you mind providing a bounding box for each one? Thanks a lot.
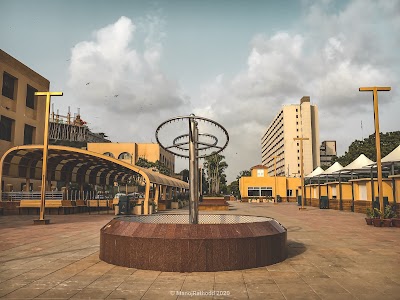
[227,180,239,196]
[236,169,251,180]
[204,152,228,195]
[333,131,400,166]
[136,157,170,176]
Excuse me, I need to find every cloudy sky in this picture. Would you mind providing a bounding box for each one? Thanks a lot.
[1,0,399,182]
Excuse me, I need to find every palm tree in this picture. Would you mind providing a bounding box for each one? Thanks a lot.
[204,152,228,195]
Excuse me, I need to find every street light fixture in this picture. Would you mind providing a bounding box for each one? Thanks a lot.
[34,91,63,225]
[359,86,391,216]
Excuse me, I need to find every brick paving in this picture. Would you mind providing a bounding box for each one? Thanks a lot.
[0,202,399,299]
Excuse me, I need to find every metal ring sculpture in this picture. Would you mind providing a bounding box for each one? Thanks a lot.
[155,115,229,224]
[155,115,229,159]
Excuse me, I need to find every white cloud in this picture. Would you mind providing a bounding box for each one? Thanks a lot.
[195,0,400,182]
[67,16,185,142]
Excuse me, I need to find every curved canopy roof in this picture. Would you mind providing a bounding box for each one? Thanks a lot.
[382,145,400,163]
[0,145,189,189]
[339,154,374,172]
[317,162,343,176]
[305,167,324,178]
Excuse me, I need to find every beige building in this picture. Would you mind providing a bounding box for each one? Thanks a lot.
[261,96,320,177]
[1,49,49,191]
[320,140,337,167]
[87,143,175,174]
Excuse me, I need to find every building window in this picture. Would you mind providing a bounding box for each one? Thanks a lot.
[286,189,293,197]
[297,143,299,146]
[296,109,298,112]
[103,152,115,158]
[298,164,300,167]
[297,150,300,153]
[118,152,131,160]
[2,72,17,100]
[23,124,35,145]
[26,85,37,109]
[296,122,298,125]
[296,129,298,132]
[296,115,298,118]
[0,115,14,141]
[248,186,272,197]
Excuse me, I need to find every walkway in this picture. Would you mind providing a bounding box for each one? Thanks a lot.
[0,202,399,299]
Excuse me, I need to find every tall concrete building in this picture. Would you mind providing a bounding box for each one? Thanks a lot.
[261,96,320,177]
[1,49,49,191]
[320,140,337,167]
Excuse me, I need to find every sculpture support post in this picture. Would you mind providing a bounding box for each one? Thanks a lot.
[189,118,199,224]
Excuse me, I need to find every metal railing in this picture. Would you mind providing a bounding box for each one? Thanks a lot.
[1,191,63,201]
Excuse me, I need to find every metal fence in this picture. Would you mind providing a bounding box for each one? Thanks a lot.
[1,191,63,201]
[117,214,273,224]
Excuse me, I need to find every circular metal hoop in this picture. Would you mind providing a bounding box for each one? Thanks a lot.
[155,115,229,159]
[172,133,218,151]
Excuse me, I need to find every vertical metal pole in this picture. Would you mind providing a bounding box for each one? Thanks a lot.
[372,89,384,214]
[189,117,199,224]
[360,86,390,214]
[38,93,51,221]
[194,122,199,224]
[35,92,62,224]
[392,163,396,204]
[274,156,277,204]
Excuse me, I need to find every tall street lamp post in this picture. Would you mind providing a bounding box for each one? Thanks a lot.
[359,86,391,216]
[293,137,309,210]
[34,91,63,225]
[273,155,281,204]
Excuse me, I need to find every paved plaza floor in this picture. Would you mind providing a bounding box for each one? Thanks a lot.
[0,202,399,299]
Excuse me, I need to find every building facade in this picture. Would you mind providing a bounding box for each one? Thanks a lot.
[87,143,175,174]
[1,49,49,191]
[239,165,300,202]
[261,96,320,177]
[320,140,337,167]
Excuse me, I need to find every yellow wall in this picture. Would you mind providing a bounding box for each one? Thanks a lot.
[349,178,395,202]
[87,142,175,174]
[239,166,300,199]
[1,50,50,191]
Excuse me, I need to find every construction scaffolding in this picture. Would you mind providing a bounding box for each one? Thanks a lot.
[49,106,110,143]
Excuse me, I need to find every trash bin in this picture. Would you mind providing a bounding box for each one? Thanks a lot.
[320,196,329,209]
[297,195,302,206]
[117,195,129,215]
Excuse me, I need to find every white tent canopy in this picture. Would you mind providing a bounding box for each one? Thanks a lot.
[338,154,375,173]
[318,162,343,176]
[305,167,324,178]
[382,144,400,163]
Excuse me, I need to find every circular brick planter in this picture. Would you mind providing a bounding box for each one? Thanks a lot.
[100,214,287,272]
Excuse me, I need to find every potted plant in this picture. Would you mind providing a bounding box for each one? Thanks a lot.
[372,208,382,227]
[392,209,400,228]
[365,207,374,225]
[382,205,396,227]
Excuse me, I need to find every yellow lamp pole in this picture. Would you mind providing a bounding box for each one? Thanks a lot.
[359,86,391,217]
[293,137,309,210]
[34,91,63,225]
[273,155,281,204]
